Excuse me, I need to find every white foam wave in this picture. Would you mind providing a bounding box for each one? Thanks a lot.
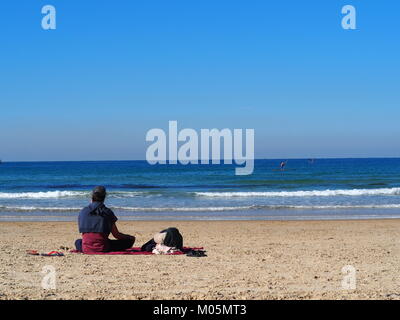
[0,191,88,199]
[263,204,400,209]
[110,191,145,198]
[114,204,400,211]
[0,206,81,212]
[0,205,253,212]
[0,190,146,199]
[112,206,253,212]
[195,188,400,198]
[2,204,400,213]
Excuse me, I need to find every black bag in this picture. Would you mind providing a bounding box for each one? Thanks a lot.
[140,227,183,252]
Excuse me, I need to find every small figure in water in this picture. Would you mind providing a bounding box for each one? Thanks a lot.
[280,161,287,171]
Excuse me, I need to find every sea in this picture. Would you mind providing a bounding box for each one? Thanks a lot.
[1,158,400,221]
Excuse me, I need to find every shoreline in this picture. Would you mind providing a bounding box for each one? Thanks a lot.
[1,217,400,222]
[2,206,400,222]
[1,211,400,222]
[1,219,400,299]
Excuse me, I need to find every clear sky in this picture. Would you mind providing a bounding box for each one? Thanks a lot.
[1,0,399,161]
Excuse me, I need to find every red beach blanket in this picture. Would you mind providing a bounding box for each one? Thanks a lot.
[70,247,204,255]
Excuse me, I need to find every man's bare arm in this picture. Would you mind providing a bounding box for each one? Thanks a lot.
[111,223,135,241]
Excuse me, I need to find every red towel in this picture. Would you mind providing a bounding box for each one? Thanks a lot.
[70,247,203,255]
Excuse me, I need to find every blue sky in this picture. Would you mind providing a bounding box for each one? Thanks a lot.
[1,0,400,161]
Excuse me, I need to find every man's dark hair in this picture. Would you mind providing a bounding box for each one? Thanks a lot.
[92,186,106,202]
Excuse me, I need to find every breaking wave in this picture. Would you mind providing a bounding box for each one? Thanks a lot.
[0,191,88,199]
[195,188,400,198]
[0,190,145,199]
[2,204,400,213]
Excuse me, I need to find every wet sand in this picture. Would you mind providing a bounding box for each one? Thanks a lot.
[1,219,400,300]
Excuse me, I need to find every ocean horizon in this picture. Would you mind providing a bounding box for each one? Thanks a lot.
[1,158,400,221]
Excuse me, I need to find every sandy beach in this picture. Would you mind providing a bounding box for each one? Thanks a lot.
[1,219,400,300]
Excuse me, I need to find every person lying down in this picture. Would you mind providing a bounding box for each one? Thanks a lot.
[141,227,183,254]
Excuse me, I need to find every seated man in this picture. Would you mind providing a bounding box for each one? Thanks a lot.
[75,186,135,253]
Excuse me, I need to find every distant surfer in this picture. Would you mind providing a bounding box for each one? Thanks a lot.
[280,161,287,171]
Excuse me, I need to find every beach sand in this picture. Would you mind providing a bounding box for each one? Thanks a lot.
[1,219,400,300]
